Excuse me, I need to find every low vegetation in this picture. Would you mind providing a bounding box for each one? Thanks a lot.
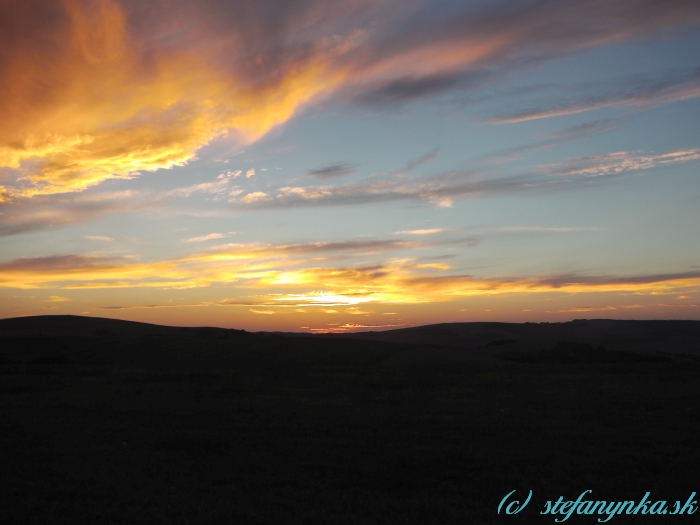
[1,317,699,524]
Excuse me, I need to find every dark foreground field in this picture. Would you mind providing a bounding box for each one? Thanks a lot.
[1,316,699,524]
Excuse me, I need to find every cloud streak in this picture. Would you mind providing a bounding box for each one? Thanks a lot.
[2,144,696,241]
[307,163,357,179]
[545,149,700,177]
[236,172,528,209]
[344,0,700,105]
[0,188,156,237]
[185,233,226,243]
[500,226,603,232]
[233,144,700,209]
[395,228,450,235]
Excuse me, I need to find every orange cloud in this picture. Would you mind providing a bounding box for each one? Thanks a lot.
[46,295,70,302]
[98,303,211,310]
[2,245,699,313]
[0,254,188,289]
[249,309,276,315]
[0,0,345,197]
[557,305,644,313]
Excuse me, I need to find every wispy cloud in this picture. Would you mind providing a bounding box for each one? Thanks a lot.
[345,0,700,106]
[550,120,621,140]
[98,303,211,310]
[229,144,700,210]
[395,228,450,235]
[394,150,441,173]
[347,306,373,315]
[279,239,419,255]
[165,180,231,198]
[0,189,154,237]
[3,144,696,241]
[235,172,525,209]
[557,305,643,313]
[479,119,621,165]
[0,255,125,274]
[500,226,603,232]
[185,233,226,243]
[545,149,700,177]
[489,68,700,124]
[46,295,69,302]
[308,322,406,334]
[85,235,115,242]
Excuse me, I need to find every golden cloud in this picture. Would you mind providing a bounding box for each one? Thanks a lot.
[2,244,700,311]
[46,295,70,302]
[0,0,345,197]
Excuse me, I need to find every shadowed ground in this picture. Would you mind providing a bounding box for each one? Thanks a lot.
[1,316,698,524]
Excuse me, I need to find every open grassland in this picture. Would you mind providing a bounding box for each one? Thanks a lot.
[1,323,699,524]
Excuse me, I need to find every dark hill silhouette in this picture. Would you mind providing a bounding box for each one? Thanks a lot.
[3,315,700,352]
[1,314,700,523]
[0,314,245,339]
[328,319,700,356]
[3,316,700,361]
[3,315,700,368]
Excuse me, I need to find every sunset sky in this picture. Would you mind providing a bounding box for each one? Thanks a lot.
[1,0,700,332]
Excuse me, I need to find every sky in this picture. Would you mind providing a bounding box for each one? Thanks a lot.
[1,0,700,333]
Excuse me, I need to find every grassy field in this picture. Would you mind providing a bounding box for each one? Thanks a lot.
[1,324,699,524]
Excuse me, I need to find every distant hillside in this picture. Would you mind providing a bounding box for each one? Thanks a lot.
[3,318,698,524]
[328,319,700,355]
[2,315,700,357]
[0,315,244,339]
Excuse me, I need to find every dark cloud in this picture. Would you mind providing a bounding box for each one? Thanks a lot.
[344,0,700,105]
[354,72,471,104]
[97,303,207,310]
[534,270,700,289]
[416,254,458,261]
[489,67,700,123]
[307,163,357,179]
[0,190,158,237]
[397,269,700,291]
[0,254,122,272]
[281,239,417,254]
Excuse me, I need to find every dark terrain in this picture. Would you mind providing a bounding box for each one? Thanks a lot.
[1,315,699,524]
